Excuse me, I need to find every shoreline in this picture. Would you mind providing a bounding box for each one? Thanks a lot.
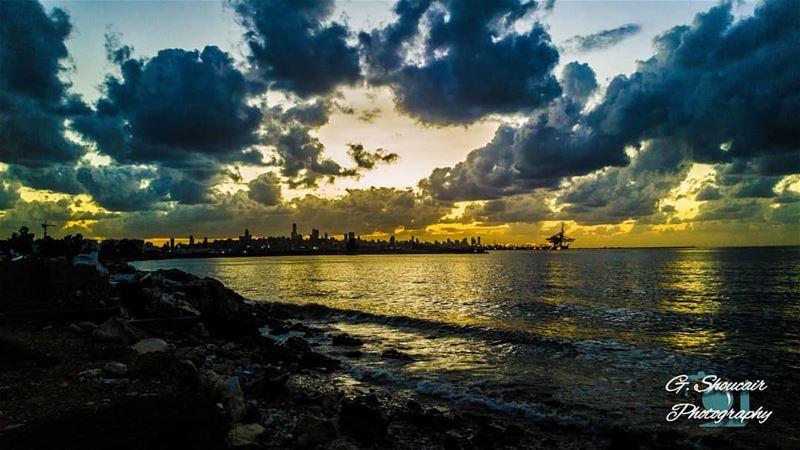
[0,257,744,449]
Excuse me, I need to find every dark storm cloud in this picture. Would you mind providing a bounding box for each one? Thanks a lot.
[459,191,553,225]
[7,164,84,195]
[73,45,263,169]
[562,23,641,53]
[694,183,722,201]
[0,0,89,170]
[588,0,800,166]
[360,0,561,124]
[233,0,361,97]
[419,93,629,201]
[347,144,399,170]
[247,172,282,206]
[557,140,692,225]
[76,165,164,212]
[560,62,598,106]
[0,181,20,210]
[289,187,449,234]
[422,0,800,204]
[263,102,387,188]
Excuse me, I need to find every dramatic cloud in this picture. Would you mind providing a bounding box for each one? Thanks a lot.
[422,0,800,203]
[75,165,164,212]
[7,164,84,195]
[263,101,386,188]
[560,61,598,106]
[459,191,553,225]
[89,187,449,239]
[419,63,626,201]
[234,0,361,97]
[247,172,282,206]
[562,23,641,53]
[73,45,263,169]
[347,144,399,170]
[0,0,88,169]
[588,0,800,167]
[558,140,692,225]
[360,0,561,124]
[0,181,20,210]
[289,187,449,234]
[0,197,118,237]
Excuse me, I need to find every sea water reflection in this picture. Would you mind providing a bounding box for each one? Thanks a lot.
[134,247,800,439]
[134,248,800,365]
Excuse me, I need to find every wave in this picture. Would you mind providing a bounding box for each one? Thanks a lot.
[266,300,577,353]
[339,361,592,431]
[264,300,720,373]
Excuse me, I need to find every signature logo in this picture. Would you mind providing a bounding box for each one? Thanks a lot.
[665,371,772,427]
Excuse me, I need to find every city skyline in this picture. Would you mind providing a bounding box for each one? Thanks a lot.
[1,0,798,247]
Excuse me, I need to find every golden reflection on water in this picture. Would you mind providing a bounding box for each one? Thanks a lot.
[133,249,800,362]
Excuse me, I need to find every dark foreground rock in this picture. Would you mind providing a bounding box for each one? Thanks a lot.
[0,394,228,450]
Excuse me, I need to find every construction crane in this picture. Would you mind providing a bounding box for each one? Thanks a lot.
[41,221,54,238]
[545,223,575,250]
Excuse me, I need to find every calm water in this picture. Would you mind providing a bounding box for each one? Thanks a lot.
[134,248,800,443]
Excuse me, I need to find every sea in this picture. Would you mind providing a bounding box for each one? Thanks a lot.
[133,247,800,446]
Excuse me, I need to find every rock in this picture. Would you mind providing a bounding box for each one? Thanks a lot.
[242,402,262,424]
[283,336,312,353]
[331,333,363,346]
[92,318,143,345]
[443,433,463,450]
[77,368,102,380]
[78,321,97,332]
[338,395,387,443]
[245,373,290,401]
[198,370,246,422]
[160,359,199,389]
[65,323,82,334]
[222,377,246,422]
[295,414,339,449]
[132,338,169,355]
[227,423,265,447]
[299,351,340,371]
[343,350,363,359]
[198,370,226,398]
[381,348,413,361]
[130,351,179,377]
[103,361,128,378]
[471,423,505,449]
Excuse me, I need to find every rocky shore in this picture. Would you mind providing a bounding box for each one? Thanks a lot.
[0,257,727,449]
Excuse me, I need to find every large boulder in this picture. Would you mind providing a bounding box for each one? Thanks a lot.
[294,414,338,449]
[123,269,262,338]
[338,394,388,443]
[227,423,265,448]
[92,318,144,345]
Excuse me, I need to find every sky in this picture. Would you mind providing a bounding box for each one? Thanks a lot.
[0,0,798,247]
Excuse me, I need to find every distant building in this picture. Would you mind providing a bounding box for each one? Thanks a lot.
[189,235,195,246]
[291,223,298,241]
[240,228,252,242]
[169,237,175,249]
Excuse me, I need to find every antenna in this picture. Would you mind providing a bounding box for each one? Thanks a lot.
[41,221,54,238]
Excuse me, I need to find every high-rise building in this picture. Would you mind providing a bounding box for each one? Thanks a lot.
[169,237,175,249]
[189,235,195,246]
[240,228,252,242]
[291,223,298,241]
